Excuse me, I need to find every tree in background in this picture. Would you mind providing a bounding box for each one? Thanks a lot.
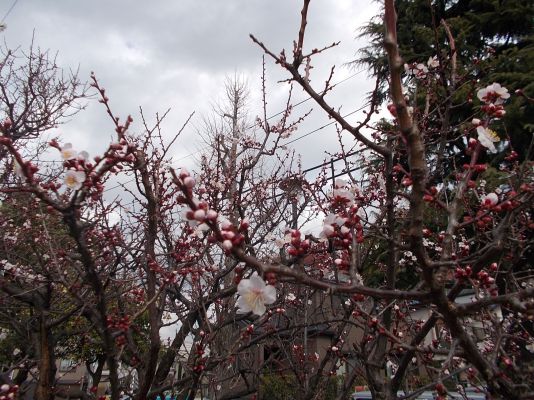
[356,0,534,161]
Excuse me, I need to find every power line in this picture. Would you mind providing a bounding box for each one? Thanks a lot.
[172,70,363,164]
[283,105,366,147]
[103,71,365,193]
[1,0,18,24]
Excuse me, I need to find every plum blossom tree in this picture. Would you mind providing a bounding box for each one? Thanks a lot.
[0,1,533,400]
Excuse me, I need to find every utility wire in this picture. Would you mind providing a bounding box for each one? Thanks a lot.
[1,0,18,24]
[103,71,365,193]
[172,70,363,164]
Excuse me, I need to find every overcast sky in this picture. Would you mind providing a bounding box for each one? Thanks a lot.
[1,0,380,185]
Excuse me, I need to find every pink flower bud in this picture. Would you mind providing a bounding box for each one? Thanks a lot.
[179,168,190,179]
[193,209,206,221]
[322,224,335,237]
[220,220,233,230]
[222,240,233,250]
[183,176,195,188]
[206,210,218,220]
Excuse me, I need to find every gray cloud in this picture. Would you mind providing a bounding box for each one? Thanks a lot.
[1,0,380,176]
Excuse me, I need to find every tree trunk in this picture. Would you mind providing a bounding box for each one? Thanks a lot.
[34,313,56,400]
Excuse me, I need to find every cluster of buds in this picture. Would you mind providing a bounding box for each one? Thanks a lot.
[291,344,309,365]
[423,186,439,202]
[0,117,12,133]
[286,229,310,256]
[172,236,198,264]
[147,259,177,285]
[0,384,18,400]
[264,271,277,285]
[435,382,447,399]
[106,314,131,331]
[505,150,519,162]
[175,168,197,195]
[233,265,244,285]
[367,317,379,330]
[185,202,218,224]
[218,219,246,252]
[128,288,145,303]
[393,304,406,319]
[463,163,488,173]
[352,293,365,302]
[454,265,473,281]
[192,341,206,373]
[107,315,131,345]
[480,102,506,118]
[242,324,254,339]
[334,255,350,271]
[322,208,364,247]
[476,270,496,291]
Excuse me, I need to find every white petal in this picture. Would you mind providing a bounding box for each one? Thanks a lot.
[248,272,266,291]
[74,171,86,181]
[252,302,266,316]
[236,296,252,314]
[262,285,277,305]
[237,278,253,296]
[477,88,487,102]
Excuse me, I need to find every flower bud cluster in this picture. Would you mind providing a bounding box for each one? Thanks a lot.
[0,117,12,133]
[127,288,145,304]
[455,264,498,295]
[0,384,18,400]
[286,229,310,256]
[106,314,131,346]
[322,205,364,247]
[193,342,206,373]
[218,219,246,252]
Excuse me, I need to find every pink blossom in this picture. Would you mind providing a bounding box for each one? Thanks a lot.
[477,83,510,105]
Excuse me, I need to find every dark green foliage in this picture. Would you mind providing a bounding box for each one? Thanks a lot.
[355,0,534,160]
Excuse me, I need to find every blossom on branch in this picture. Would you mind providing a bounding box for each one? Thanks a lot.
[427,56,439,69]
[477,83,510,105]
[481,192,499,207]
[64,170,86,190]
[236,272,276,316]
[60,143,77,160]
[476,126,500,153]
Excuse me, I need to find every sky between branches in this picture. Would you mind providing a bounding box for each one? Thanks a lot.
[1,0,380,175]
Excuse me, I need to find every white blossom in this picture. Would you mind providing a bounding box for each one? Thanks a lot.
[481,192,499,206]
[476,126,500,153]
[477,83,510,105]
[60,143,77,160]
[427,56,439,69]
[64,170,86,190]
[236,272,276,316]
